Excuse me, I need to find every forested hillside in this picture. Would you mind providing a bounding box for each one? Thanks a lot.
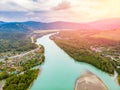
[0,32,37,58]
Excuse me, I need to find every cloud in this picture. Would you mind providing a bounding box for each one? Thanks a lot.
[0,16,9,21]
[0,11,50,22]
[0,0,120,22]
[0,0,60,11]
[26,12,35,16]
[52,1,71,11]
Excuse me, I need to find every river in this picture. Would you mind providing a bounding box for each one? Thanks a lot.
[30,34,120,90]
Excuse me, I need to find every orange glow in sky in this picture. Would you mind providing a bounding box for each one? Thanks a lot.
[0,0,120,22]
[48,0,120,22]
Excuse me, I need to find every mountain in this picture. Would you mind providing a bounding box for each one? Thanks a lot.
[0,22,31,32]
[0,18,120,32]
[23,21,49,30]
[23,21,85,30]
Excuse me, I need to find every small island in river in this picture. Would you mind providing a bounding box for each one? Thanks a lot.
[75,71,108,90]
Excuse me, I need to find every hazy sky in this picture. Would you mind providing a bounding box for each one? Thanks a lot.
[0,0,120,22]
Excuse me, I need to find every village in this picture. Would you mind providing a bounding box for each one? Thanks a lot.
[0,44,44,80]
[90,46,120,68]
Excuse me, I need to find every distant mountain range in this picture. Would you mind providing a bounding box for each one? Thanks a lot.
[0,18,120,32]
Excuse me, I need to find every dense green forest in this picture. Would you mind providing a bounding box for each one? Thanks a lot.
[3,69,39,90]
[0,71,9,80]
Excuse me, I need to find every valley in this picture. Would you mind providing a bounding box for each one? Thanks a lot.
[0,20,120,90]
[1,0,120,89]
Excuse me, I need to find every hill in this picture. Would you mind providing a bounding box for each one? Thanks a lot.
[0,22,30,32]
[0,18,120,32]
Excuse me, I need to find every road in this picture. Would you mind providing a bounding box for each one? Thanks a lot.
[0,48,39,62]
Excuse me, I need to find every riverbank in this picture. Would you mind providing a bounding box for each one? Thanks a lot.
[51,31,120,88]
[30,34,120,90]
[0,44,45,90]
[116,75,120,86]
[3,69,40,90]
[27,68,41,90]
[75,71,108,90]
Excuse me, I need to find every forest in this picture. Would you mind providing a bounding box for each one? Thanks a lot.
[0,32,37,53]
[51,30,120,75]
[54,39,114,74]
[3,69,39,90]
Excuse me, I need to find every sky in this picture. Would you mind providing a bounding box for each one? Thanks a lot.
[0,0,120,22]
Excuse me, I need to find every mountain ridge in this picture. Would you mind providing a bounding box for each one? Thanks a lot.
[0,18,120,32]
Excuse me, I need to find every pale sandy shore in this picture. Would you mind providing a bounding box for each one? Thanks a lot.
[0,80,5,90]
[75,71,108,90]
[115,77,120,86]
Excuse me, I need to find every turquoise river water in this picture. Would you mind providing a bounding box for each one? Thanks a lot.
[30,34,120,90]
